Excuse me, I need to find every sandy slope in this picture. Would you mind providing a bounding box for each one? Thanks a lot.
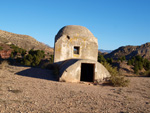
[0,65,150,113]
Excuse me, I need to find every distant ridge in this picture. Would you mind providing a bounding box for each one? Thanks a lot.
[0,29,53,54]
[105,42,150,60]
[99,49,112,53]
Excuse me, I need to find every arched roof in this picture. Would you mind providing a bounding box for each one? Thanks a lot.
[55,25,97,43]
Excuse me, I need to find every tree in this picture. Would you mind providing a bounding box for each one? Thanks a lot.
[32,55,41,66]
[98,55,106,63]
[138,61,143,70]
[26,54,33,62]
[134,64,139,75]
[24,60,31,66]
[127,60,132,65]
[107,58,113,64]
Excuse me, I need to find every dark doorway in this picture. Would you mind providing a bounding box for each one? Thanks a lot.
[80,63,95,82]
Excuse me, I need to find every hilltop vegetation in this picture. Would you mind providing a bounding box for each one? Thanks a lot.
[104,42,150,60]
[0,29,53,54]
[98,53,150,77]
[0,43,53,68]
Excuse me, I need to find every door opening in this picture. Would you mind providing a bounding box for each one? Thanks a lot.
[80,63,95,82]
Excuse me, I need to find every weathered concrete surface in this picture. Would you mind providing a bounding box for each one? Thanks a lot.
[54,25,111,83]
[59,59,111,82]
[54,25,98,62]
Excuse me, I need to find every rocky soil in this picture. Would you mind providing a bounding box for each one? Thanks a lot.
[0,65,150,113]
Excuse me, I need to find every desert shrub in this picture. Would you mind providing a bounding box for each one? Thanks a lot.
[143,70,150,77]
[21,49,45,67]
[102,62,129,87]
[144,61,150,71]
[106,58,113,64]
[110,75,129,87]
[26,54,33,62]
[98,55,106,63]
[0,60,9,69]
[0,46,3,50]
[41,62,51,69]
[29,49,45,58]
[138,61,143,70]
[118,56,126,62]
[10,52,14,58]
[127,60,132,65]
[31,55,41,66]
[24,60,31,66]
[49,55,54,64]
[10,44,26,56]
[133,64,139,75]
[127,55,150,73]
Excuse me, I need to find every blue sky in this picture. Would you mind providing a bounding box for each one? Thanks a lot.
[0,0,149,50]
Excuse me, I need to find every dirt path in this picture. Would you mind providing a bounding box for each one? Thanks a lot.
[0,65,150,113]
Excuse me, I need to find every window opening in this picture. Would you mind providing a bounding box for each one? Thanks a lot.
[74,46,80,54]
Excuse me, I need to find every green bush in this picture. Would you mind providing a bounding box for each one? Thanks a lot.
[127,55,150,72]
[32,55,41,66]
[24,60,31,66]
[134,64,139,74]
[102,62,129,87]
[143,70,150,77]
[106,58,113,64]
[0,46,3,50]
[98,55,129,87]
[98,55,106,63]
[49,55,54,64]
[118,56,126,62]
[127,60,132,65]
[21,49,45,67]
[10,44,26,57]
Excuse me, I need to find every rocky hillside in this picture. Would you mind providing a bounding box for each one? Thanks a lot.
[105,43,150,60]
[0,30,53,54]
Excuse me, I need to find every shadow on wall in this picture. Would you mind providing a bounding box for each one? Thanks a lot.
[15,67,57,81]
[58,59,79,77]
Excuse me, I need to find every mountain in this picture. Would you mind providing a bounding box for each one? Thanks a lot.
[99,49,112,53]
[0,30,53,54]
[105,43,150,60]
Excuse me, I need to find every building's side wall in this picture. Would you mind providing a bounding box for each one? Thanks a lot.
[54,35,98,63]
[59,59,111,82]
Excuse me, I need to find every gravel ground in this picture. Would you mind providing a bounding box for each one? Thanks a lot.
[0,65,150,113]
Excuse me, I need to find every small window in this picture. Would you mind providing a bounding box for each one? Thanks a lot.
[74,46,80,54]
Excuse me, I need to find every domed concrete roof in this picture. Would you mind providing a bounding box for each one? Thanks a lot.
[55,25,97,43]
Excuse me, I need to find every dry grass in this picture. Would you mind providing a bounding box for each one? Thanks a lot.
[102,62,130,87]
[0,60,9,70]
[144,70,150,77]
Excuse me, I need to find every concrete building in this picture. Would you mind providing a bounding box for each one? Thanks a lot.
[54,25,111,83]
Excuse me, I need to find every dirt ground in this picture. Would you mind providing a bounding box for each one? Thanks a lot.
[0,65,150,113]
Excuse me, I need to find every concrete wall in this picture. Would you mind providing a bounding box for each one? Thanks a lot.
[54,35,98,63]
[59,59,111,82]
[53,25,111,83]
